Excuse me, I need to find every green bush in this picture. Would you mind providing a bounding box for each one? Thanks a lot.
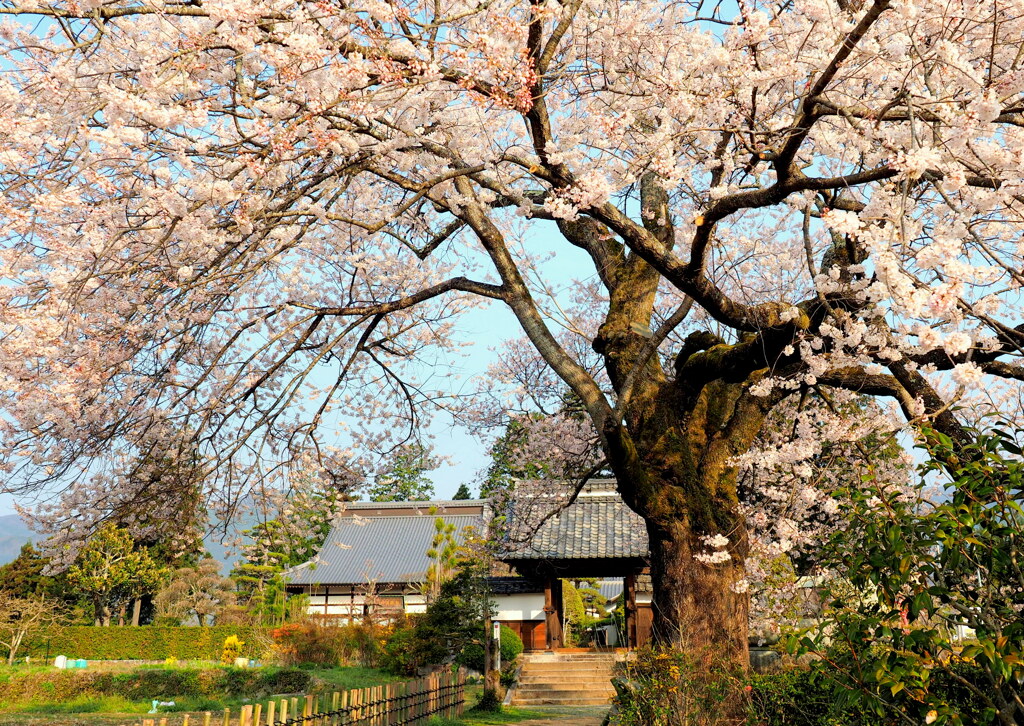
[0,666,313,706]
[380,625,420,676]
[456,626,523,673]
[22,626,260,661]
[271,622,387,668]
[747,665,988,726]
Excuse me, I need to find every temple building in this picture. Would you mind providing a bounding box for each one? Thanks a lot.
[283,481,654,650]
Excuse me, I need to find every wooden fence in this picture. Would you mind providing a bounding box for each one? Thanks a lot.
[133,670,466,726]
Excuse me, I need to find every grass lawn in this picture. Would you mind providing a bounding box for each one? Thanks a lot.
[0,662,401,722]
[0,664,561,726]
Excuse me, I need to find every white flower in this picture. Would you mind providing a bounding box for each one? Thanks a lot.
[951,362,984,388]
[730,578,750,594]
[701,533,730,549]
[694,549,732,564]
[896,147,943,179]
[942,331,972,357]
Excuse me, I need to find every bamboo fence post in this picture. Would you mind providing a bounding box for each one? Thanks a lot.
[291,697,299,722]
[143,720,154,726]
[183,716,191,726]
[371,686,378,726]
[253,704,262,726]
[240,705,252,726]
[159,719,168,726]
[340,690,349,726]
[266,700,276,726]
[203,712,212,726]
[222,707,231,726]
[280,699,288,725]
[330,691,339,726]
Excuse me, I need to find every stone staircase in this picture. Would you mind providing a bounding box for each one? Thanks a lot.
[509,651,622,707]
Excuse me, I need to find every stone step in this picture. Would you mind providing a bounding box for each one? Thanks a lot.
[520,662,617,669]
[522,656,619,662]
[517,684,613,692]
[520,671,614,684]
[518,677,614,686]
[512,695,614,706]
[519,672,615,681]
[515,687,615,697]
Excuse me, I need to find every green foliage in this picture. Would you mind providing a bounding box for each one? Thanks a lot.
[66,525,167,626]
[424,515,460,602]
[453,483,473,500]
[21,625,258,661]
[746,666,988,726]
[367,443,437,502]
[0,665,314,706]
[270,621,385,668]
[792,423,1024,726]
[480,420,548,499]
[0,544,74,604]
[383,549,497,676]
[456,626,522,673]
[609,646,743,726]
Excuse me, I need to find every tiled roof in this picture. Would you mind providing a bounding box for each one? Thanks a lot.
[283,513,482,587]
[501,488,649,561]
[344,499,487,512]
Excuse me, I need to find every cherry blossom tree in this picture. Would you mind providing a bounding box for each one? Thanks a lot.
[1,1,1024,699]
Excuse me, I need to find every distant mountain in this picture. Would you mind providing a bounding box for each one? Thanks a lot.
[0,511,240,570]
[0,513,34,565]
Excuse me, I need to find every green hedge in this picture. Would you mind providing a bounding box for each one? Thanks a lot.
[23,626,260,662]
[748,666,988,726]
[0,666,312,705]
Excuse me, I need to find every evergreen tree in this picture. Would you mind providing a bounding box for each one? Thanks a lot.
[66,525,167,626]
[367,443,437,502]
[452,483,473,500]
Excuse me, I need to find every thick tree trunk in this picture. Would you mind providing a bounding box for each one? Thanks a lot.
[647,519,749,668]
[131,598,142,626]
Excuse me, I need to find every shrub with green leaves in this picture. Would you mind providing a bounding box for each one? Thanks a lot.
[610,646,742,726]
[23,625,258,661]
[792,424,1024,726]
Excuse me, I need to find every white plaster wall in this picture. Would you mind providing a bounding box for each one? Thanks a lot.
[493,593,545,622]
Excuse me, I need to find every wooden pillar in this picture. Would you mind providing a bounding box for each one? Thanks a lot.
[624,573,638,649]
[543,577,564,650]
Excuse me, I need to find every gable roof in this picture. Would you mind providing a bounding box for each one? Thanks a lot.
[283,512,482,587]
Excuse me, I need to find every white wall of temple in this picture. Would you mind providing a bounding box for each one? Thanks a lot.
[493,593,545,622]
[300,587,548,622]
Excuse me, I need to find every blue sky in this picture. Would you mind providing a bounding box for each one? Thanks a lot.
[0,224,591,517]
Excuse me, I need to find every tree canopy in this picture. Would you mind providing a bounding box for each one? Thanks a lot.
[1,0,1023,703]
